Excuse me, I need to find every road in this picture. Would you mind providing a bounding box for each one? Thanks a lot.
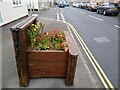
[62,7,118,88]
[37,6,119,88]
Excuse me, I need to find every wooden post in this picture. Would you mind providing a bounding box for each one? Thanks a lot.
[65,54,77,86]
[10,15,38,87]
[64,31,78,86]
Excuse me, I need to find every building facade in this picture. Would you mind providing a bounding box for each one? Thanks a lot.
[70,0,120,3]
[0,0,28,26]
[38,0,50,10]
[28,0,55,11]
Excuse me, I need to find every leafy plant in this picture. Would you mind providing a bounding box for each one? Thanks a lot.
[27,22,45,48]
[39,22,45,33]
[27,23,68,51]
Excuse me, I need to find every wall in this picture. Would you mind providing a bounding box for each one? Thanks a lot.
[113,0,120,3]
[103,0,119,3]
[1,0,28,25]
[71,0,120,2]
[38,0,50,10]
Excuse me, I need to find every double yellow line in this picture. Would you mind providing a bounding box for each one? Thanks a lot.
[66,22,115,90]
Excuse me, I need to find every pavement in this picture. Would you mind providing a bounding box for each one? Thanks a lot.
[1,10,99,88]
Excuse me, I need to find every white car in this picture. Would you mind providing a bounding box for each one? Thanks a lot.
[72,2,80,8]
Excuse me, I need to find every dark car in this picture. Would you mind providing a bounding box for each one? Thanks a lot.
[58,3,65,8]
[64,2,69,7]
[96,3,119,16]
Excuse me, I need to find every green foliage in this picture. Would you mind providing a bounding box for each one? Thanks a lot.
[27,23,68,51]
[27,22,45,48]
[38,22,45,33]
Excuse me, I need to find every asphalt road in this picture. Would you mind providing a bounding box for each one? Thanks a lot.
[61,7,119,88]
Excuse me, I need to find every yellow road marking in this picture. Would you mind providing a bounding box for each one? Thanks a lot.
[66,22,115,90]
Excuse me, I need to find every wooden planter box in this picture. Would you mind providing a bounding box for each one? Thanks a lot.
[10,15,78,87]
[27,49,68,78]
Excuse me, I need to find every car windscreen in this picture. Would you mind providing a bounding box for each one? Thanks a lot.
[109,3,117,8]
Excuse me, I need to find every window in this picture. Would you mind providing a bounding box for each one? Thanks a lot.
[13,0,21,6]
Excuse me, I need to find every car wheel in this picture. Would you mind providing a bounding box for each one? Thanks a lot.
[97,10,99,14]
[103,10,106,16]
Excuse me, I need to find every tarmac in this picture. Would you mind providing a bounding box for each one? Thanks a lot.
[1,11,99,88]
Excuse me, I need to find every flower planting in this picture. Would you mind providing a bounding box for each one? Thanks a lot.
[27,23,68,51]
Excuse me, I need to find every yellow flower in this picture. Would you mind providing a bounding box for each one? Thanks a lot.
[32,24,35,26]
[34,39,36,41]
[46,32,49,35]
[35,25,38,29]
[42,23,45,26]
[34,28,37,31]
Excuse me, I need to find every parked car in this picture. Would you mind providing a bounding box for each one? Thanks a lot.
[64,2,69,7]
[96,3,119,16]
[72,2,80,8]
[118,4,120,12]
[79,2,90,9]
[79,2,86,9]
[85,2,91,10]
[87,2,99,11]
[58,3,65,8]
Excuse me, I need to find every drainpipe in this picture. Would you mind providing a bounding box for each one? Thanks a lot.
[29,0,32,16]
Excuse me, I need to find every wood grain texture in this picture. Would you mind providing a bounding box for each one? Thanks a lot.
[27,50,68,78]
[64,31,78,86]
[20,15,37,30]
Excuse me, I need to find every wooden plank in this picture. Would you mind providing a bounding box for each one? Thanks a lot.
[20,15,37,30]
[64,31,78,56]
[64,31,78,86]
[27,50,68,78]
[17,30,29,86]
